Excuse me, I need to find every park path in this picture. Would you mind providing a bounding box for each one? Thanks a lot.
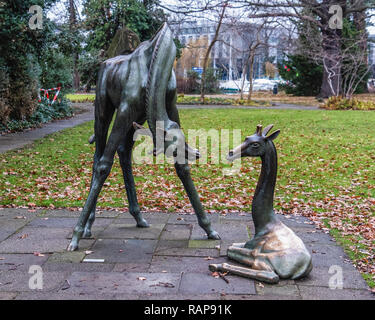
[0,102,319,155]
[0,103,94,154]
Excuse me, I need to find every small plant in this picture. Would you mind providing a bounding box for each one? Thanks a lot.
[323,96,375,110]
[66,94,95,103]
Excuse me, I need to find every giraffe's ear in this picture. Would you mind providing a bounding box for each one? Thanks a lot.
[133,122,145,131]
[266,130,280,141]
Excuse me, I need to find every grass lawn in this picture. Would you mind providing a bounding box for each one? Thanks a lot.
[1,109,374,286]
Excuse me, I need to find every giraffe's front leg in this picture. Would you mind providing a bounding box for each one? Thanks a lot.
[174,162,220,240]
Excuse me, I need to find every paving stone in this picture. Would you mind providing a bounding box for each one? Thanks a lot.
[294,228,337,245]
[307,243,354,269]
[113,216,170,225]
[47,252,86,264]
[0,292,18,300]
[149,256,226,273]
[156,239,188,250]
[297,285,375,300]
[140,293,222,300]
[154,240,219,257]
[188,239,221,249]
[219,212,253,222]
[220,241,235,257]
[41,209,120,218]
[160,224,192,240]
[255,282,301,297]
[99,221,165,240]
[0,270,70,292]
[15,292,133,300]
[28,217,114,229]
[43,262,115,273]
[297,266,369,290]
[167,213,200,224]
[89,239,157,263]
[139,212,170,223]
[112,263,150,273]
[191,221,251,242]
[0,215,32,233]
[179,272,256,295]
[0,208,40,219]
[62,272,180,295]
[0,227,72,253]
[278,215,316,229]
[0,230,17,242]
[0,253,49,271]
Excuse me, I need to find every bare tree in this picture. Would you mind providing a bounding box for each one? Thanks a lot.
[69,0,80,90]
[234,0,374,97]
[200,1,228,102]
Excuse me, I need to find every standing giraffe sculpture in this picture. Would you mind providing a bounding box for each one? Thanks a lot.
[210,124,312,283]
[67,23,219,251]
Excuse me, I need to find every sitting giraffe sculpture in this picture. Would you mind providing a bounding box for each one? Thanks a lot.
[210,124,312,283]
[67,23,219,251]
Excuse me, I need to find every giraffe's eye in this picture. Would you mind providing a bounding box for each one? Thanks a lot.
[252,142,260,148]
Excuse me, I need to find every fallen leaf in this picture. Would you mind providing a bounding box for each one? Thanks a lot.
[33,252,45,257]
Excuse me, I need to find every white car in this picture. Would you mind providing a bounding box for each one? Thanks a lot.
[252,79,277,91]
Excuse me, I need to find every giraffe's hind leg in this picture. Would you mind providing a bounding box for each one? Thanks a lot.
[117,126,149,228]
[68,102,132,251]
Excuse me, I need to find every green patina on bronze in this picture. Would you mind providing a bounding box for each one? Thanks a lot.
[67,23,219,251]
[210,125,312,283]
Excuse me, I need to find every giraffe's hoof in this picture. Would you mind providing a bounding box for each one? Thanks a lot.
[67,241,78,252]
[137,218,150,228]
[208,230,221,240]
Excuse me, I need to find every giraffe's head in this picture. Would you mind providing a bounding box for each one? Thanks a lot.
[227,124,280,161]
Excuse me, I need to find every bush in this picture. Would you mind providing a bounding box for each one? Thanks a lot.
[323,96,375,110]
[0,97,73,133]
[176,95,271,107]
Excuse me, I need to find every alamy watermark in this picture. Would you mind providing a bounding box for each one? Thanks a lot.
[28,5,43,30]
[28,265,43,290]
[329,5,343,30]
[132,122,243,176]
[328,265,343,290]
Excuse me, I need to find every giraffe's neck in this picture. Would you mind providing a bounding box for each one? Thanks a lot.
[252,140,278,234]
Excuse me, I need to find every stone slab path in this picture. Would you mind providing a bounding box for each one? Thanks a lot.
[0,208,373,300]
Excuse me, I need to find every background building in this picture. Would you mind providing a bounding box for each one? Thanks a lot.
[171,20,292,82]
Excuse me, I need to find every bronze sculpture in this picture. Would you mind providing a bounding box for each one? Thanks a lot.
[67,23,219,251]
[210,124,312,283]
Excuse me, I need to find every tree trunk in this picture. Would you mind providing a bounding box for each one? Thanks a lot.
[318,26,342,98]
[247,53,255,102]
[240,62,248,100]
[69,0,80,91]
[200,2,227,103]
